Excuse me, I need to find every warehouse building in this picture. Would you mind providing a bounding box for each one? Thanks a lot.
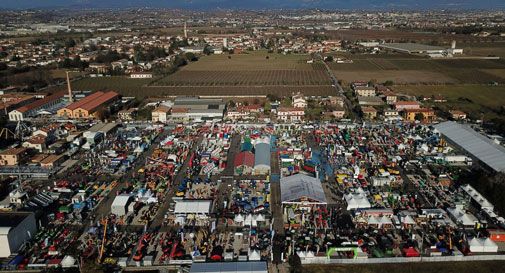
[434,121,505,173]
[254,142,271,175]
[0,212,37,258]
[170,96,226,122]
[380,43,446,54]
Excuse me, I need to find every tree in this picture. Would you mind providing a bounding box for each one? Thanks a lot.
[267,94,280,102]
[184,52,198,62]
[288,254,302,273]
[325,55,334,62]
[384,80,394,86]
[281,97,292,107]
[203,45,212,55]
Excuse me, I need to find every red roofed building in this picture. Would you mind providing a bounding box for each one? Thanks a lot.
[57,91,120,119]
[234,151,255,175]
[8,91,66,121]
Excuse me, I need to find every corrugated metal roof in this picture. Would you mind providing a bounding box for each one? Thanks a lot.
[280,174,327,204]
[434,121,505,172]
[190,262,267,273]
[254,143,270,168]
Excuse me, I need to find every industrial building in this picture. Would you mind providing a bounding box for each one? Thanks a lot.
[8,91,67,121]
[56,91,120,119]
[0,212,37,258]
[379,42,463,57]
[434,121,505,173]
[170,97,226,122]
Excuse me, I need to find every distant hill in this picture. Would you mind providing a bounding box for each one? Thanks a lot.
[2,0,504,10]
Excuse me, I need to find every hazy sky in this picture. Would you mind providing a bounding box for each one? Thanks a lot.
[2,0,505,9]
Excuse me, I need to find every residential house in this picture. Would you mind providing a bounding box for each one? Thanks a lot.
[383,91,397,105]
[330,107,346,119]
[449,110,467,120]
[404,108,436,122]
[328,96,345,107]
[292,93,307,108]
[395,101,420,111]
[361,107,377,119]
[0,147,29,166]
[151,105,171,123]
[23,134,47,153]
[354,86,376,97]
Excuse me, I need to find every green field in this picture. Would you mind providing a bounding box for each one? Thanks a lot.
[331,58,505,84]
[304,260,505,273]
[394,84,505,118]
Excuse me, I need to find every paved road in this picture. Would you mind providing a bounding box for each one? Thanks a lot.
[316,54,360,120]
[150,135,203,229]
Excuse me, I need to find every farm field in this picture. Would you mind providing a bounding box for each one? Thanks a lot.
[331,58,505,84]
[58,76,336,97]
[335,70,456,84]
[181,52,313,71]
[153,70,331,86]
[394,84,505,118]
[304,260,505,273]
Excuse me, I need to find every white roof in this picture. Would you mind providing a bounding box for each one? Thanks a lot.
[111,194,131,207]
[174,200,212,214]
[280,174,327,204]
[434,121,505,172]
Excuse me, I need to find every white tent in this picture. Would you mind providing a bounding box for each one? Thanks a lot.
[379,216,392,228]
[368,216,380,225]
[234,214,244,224]
[249,250,261,261]
[469,238,485,253]
[402,215,416,225]
[483,238,498,253]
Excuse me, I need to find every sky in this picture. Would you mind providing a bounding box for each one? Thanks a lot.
[2,0,505,10]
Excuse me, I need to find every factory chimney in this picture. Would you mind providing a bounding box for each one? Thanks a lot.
[66,71,73,103]
[184,22,188,39]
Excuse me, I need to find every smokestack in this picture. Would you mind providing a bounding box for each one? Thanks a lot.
[451,40,456,49]
[184,22,188,39]
[66,71,73,103]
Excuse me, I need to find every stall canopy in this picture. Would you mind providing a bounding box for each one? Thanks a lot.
[280,174,327,205]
